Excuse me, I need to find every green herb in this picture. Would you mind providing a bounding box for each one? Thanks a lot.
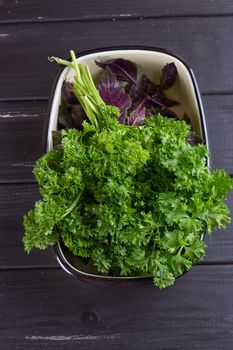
[23,51,233,288]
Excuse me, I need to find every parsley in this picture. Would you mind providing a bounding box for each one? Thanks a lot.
[23,52,233,288]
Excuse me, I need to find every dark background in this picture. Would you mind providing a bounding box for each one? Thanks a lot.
[1,1,233,349]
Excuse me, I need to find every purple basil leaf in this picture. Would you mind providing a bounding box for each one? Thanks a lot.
[140,74,159,96]
[58,105,73,129]
[150,93,180,108]
[61,81,78,107]
[187,131,203,146]
[145,108,154,117]
[127,104,145,126]
[95,58,137,84]
[133,74,160,113]
[151,105,179,119]
[160,63,178,90]
[161,107,178,119]
[182,113,192,126]
[125,83,139,102]
[52,130,62,150]
[71,104,86,130]
[98,67,132,119]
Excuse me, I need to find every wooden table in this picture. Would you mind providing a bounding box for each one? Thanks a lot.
[1,1,233,349]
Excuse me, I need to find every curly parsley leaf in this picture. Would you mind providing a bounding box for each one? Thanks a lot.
[23,114,233,288]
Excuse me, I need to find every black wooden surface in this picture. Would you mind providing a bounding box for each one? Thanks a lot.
[1,0,233,22]
[1,1,233,349]
[1,266,233,350]
[1,17,233,99]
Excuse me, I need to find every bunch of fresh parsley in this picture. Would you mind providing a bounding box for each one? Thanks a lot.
[23,51,233,288]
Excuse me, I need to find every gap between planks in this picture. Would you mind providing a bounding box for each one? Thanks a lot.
[1,12,233,25]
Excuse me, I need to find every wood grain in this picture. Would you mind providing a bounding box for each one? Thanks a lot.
[0,184,56,267]
[1,266,233,349]
[1,17,233,99]
[203,95,233,174]
[0,101,46,183]
[1,0,233,22]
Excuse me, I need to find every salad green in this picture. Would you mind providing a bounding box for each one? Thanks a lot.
[23,51,233,288]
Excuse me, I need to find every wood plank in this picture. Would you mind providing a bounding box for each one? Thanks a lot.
[0,183,233,267]
[0,184,56,267]
[1,0,233,22]
[1,95,233,183]
[0,101,46,183]
[204,95,233,174]
[1,17,233,99]
[1,265,233,349]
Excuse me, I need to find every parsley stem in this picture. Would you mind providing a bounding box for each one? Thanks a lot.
[61,191,83,219]
[49,50,108,132]
[70,50,81,80]
[69,51,103,131]
[48,56,71,67]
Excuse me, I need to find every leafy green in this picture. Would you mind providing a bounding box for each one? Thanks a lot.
[23,51,233,288]
[23,114,233,288]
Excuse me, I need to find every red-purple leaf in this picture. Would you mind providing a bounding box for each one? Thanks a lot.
[125,83,139,102]
[96,58,180,122]
[140,74,159,96]
[136,74,160,111]
[95,58,137,85]
[98,68,132,119]
[58,105,73,129]
[160,63,178,90]
[150,94,180,108]
[71,105,86,130]
[127,104,145,126]
[124,74,158,115]
[61,81,78,107]
[134,66,179,116]
[182,113,191,125]
[187,131,202,146]
[151,105,178,119]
